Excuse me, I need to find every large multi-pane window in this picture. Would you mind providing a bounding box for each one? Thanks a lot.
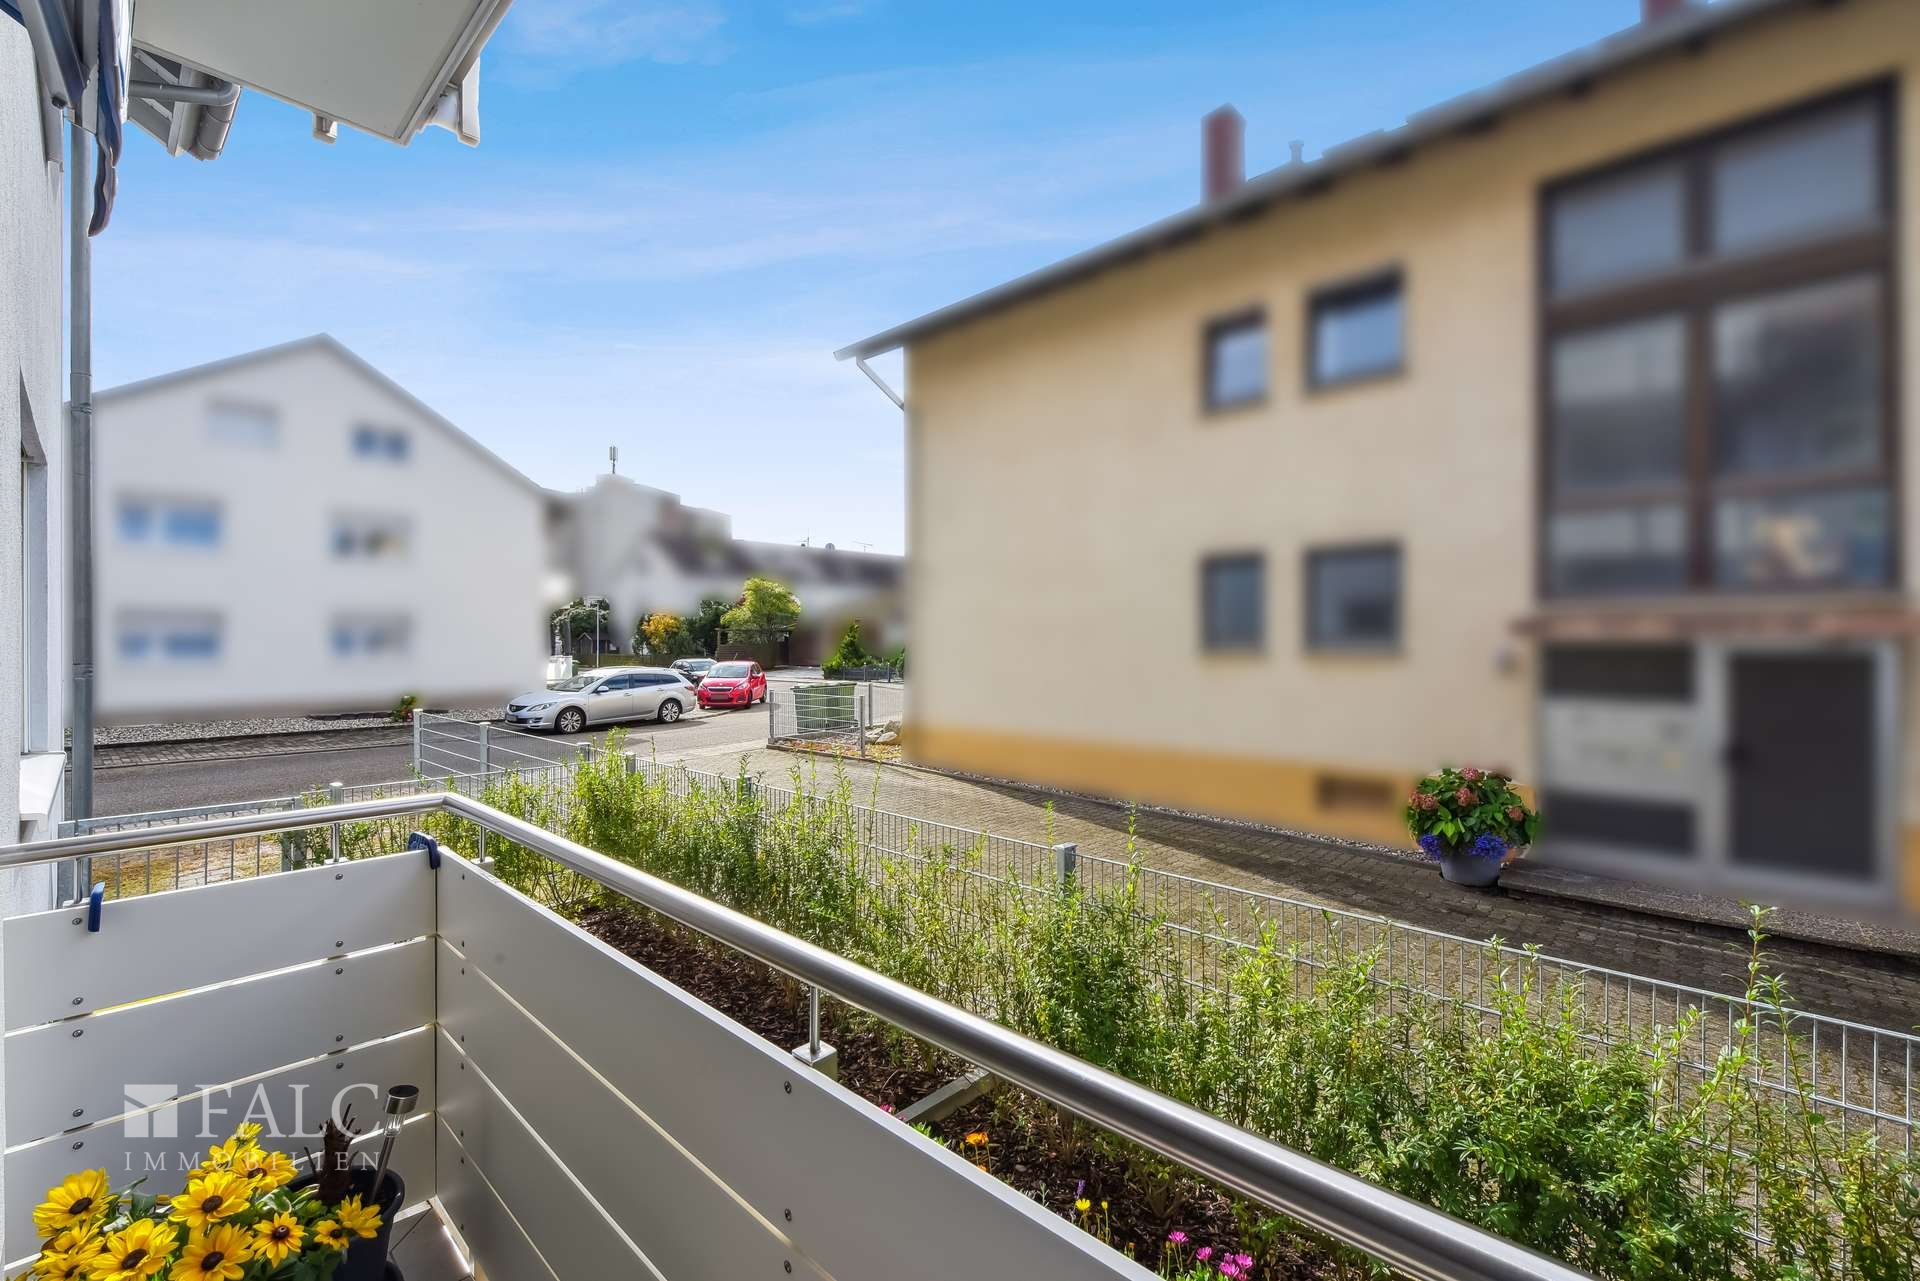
[1542,87,1893,596]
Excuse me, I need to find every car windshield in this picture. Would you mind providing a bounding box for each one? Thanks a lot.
[710,663,751,678]
[549,674,599,691]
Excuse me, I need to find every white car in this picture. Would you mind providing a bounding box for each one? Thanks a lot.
[506,667,697,735]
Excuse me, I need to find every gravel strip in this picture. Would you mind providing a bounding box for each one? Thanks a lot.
[95,708,501,746]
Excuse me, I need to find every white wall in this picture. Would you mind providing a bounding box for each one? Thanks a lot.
[2,20,68,854]
[94,340,547,720]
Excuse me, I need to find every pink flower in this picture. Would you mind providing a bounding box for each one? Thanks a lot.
[1460,766,1483,781]
[1196,1247,1213,1262]
[1234,1254,1254,1269]
[1506,804,1525,822]
[1219,1265,1241,1280]
[1454,786,1477,808]
[880,1104,895,1114]
[1168,1231,1188,1245]
[1409,791,1437,813]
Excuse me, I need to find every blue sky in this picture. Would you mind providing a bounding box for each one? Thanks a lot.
[96,0,1643,554]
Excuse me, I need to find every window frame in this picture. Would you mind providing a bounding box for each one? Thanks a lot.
[1200,551,1266,653]
[1536,80,1900,599]
[1201,308,1269,414]
[1305,267,1406,392]
[1303,542,1403,653]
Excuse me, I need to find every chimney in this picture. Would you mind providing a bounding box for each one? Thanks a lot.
[1288,140,1305,166]
[1203,105,1244,202]
[1642,0,1687,21]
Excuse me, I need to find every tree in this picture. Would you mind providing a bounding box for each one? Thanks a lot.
[689,597,729,656]
[550,597,609,655]
[636,611,698,658]
[720,577,801,637]
[823,620,875,674]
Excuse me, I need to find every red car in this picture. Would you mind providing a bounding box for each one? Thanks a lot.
[698,661,767,709]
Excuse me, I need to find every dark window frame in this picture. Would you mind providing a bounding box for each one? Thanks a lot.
[1200,552,1266,652]
[1537,80,1900,599]
[1303,542,1403,653]
[1306,267,1406,392]
[1201,308,1269,413]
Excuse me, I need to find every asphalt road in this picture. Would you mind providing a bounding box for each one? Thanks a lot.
[93,705,773,816]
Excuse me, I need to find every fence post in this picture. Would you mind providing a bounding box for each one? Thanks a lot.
[1052,841,1077,888]
[740,775,758,854]
[764,682,775,746]
[479,722,492,779]
[412,711,423,776]
[327,780,345,863]
[858,686,869,759]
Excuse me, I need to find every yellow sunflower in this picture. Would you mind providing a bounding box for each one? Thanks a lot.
[34,1227,104,1278]
[167,1171,247,1233]
[332,1195,382,1241]
[86,1218,175,1281]
[167,1226,251,1281]
[250,1213,304,1266]
[34,1170,112,1237]
[227,1145,296,1190]
[309,1220,347,1252]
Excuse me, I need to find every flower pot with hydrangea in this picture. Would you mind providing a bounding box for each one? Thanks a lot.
[1405,765,1539,888]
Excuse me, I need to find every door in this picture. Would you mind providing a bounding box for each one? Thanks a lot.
[631,674,668,718]
[1727,653,1876,878]
[588,675,633,724]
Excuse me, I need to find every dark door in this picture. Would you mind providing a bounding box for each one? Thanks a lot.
[1728,653,1875,877]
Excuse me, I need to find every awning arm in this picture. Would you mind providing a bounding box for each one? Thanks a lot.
[852,355,903,411]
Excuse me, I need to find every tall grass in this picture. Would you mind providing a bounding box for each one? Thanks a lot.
[418,745,1918,1280]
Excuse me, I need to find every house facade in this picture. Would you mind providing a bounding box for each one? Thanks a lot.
[94,337,548,721]
[841,0,1920,914]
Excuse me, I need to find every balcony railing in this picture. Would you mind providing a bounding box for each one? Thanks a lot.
[1,794,1590,1280]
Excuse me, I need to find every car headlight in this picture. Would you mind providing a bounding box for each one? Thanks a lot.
[527,701,555,712]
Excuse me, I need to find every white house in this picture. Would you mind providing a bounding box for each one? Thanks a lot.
[94,336,548,721]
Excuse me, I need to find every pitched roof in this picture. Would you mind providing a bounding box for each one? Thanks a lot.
[94,334,543,496]
[835,0,1822,362]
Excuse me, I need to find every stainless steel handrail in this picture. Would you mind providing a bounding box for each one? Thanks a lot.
[0,797,1592,1281]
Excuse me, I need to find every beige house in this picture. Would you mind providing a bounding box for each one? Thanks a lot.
[841,0,1920,915]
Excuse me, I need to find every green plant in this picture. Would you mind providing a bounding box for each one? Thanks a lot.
[823,620,875,675]
[1404,765,1537,860]
[389,693,418,723]
[634,611,700,658]
[720,576,801,637]
[689,597,730,656]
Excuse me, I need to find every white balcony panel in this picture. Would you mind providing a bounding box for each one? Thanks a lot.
[436,944,807,1280]
[5,1030,435,1254]
[4,851,434,1028]
[435,1118,556,1281]
[434,1031,658,1279]
[437,856,1151,1281]
[7,939,433,1143]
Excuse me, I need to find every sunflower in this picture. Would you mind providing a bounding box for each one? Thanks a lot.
[34,1227,104,1278]
[309,1220,347,1252]
[167,1172,247,1233]
[34,1170,112,1237]
[332,1195,383,1240]
[250,1213,304,1266]
[167,1226,251,1281]
[227,1146,296,1190]
[86,1218,175,1281]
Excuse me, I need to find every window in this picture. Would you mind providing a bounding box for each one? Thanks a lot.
[330,615,411,658]
[1305,545,1401,650]
[1541,86,1893,597]
[1201,554,1264,651]
[118,497,222,548]
[352,425,411,462]
[208,403,278,447]
[1309,271,1404,388]
[1203,311,1267,410]
[330,513,411,559]
[117,612,222,662]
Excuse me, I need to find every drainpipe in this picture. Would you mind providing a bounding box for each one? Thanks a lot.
[68,118,95,830]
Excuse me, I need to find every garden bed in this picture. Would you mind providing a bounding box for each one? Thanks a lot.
[580,901,1341,1278]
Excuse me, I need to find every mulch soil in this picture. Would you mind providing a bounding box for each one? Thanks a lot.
[580,902,1341,1278]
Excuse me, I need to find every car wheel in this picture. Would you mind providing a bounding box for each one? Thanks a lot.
[658,699,682,724]
[556,707,586,735]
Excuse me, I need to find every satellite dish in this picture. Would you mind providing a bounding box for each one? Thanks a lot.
[825,542,836,551]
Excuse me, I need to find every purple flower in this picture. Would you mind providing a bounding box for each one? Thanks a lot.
[1470,832,1508,859]
[1168,1231,1188,1245]
[1196,1247,1213,1262]
[1416,833,1445,858]
[1075,1179,1085,1197]
[1219,1265,1241,1280]
[1234,1254,1254,1269]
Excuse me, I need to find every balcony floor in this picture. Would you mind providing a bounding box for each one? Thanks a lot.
[390,1203,472,1281]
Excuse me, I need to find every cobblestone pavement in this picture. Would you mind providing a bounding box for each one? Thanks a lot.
[684,745,1920,1033]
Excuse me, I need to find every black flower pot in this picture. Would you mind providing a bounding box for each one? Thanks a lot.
[1436,849,1505,888]
[287,1167,405,1281]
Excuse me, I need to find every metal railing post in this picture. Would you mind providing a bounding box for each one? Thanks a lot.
[1053,841,1078,888]
[411,710,422,776]
[858,687,869,758]
[476,723,491,863]
[327,781,344,862]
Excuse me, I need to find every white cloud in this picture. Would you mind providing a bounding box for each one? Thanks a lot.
[504,0,728,68]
